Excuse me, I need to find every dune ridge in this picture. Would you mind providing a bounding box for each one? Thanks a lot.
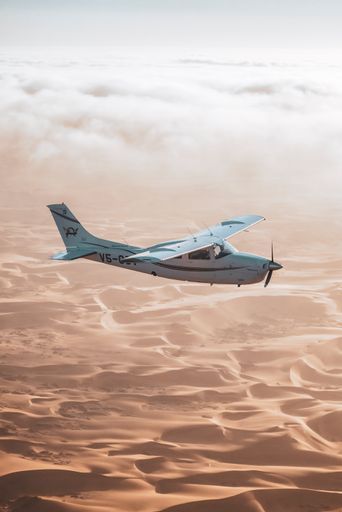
[0,198,341,511]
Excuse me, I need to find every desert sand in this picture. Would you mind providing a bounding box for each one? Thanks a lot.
[0,187,341,512]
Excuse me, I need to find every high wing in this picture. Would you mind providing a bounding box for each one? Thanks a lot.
[123,215,264,263]
[192,214,265,241]
[51,247,97,261]
[124,237,215,263]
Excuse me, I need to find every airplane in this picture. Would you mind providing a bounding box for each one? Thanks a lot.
[47,203,282,287]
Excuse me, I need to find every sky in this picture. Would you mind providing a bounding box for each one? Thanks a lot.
[1,0,342,47]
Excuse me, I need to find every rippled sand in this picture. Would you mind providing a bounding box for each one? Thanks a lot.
[0,198,341,512]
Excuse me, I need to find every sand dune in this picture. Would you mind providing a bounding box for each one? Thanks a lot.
[9,496,84,512]
[308,411,342,442]
[0,469,135,502]
[159,489,342,512]
[0,193,342,512]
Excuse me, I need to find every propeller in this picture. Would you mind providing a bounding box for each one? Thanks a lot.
[264,270,272,287]
[264,242,282,287]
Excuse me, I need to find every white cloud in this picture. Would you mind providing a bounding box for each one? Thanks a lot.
[0,48,342,207]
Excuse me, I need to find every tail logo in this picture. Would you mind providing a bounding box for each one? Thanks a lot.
[64,226,78,237]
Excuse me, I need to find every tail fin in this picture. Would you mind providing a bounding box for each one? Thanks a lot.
[47,203,96,248]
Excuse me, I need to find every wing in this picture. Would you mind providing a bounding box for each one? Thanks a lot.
[51,247,97,261]
[124,214,265,264]
[192,215,265,241]
[123,236,216,263]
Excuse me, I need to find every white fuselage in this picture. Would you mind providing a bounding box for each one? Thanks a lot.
[48,203,281,287]
[85,246,270,285]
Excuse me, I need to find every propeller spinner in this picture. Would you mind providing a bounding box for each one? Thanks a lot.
[264,242,282,287]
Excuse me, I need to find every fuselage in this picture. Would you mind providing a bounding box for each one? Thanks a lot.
[47,203,282,287]
[85,244,270,285]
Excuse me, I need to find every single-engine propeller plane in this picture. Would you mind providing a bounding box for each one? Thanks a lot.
[48,203,282,287]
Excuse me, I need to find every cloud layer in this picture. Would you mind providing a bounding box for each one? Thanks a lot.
[1,48,342,209]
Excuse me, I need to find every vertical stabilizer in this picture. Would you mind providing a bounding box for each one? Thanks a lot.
[47,203,96,247]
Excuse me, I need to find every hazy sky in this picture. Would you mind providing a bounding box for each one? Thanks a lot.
[1,0,342,47]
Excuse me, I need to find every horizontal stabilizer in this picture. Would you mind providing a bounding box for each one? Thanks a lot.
[51,247,97,261]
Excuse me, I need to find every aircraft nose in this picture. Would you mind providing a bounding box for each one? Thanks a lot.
[268,260,282,271]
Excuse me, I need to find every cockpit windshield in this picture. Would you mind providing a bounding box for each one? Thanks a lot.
[214,241,235,259]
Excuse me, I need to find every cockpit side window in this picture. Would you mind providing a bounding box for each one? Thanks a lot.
[215,243,232,259]
[188,248,211,260]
